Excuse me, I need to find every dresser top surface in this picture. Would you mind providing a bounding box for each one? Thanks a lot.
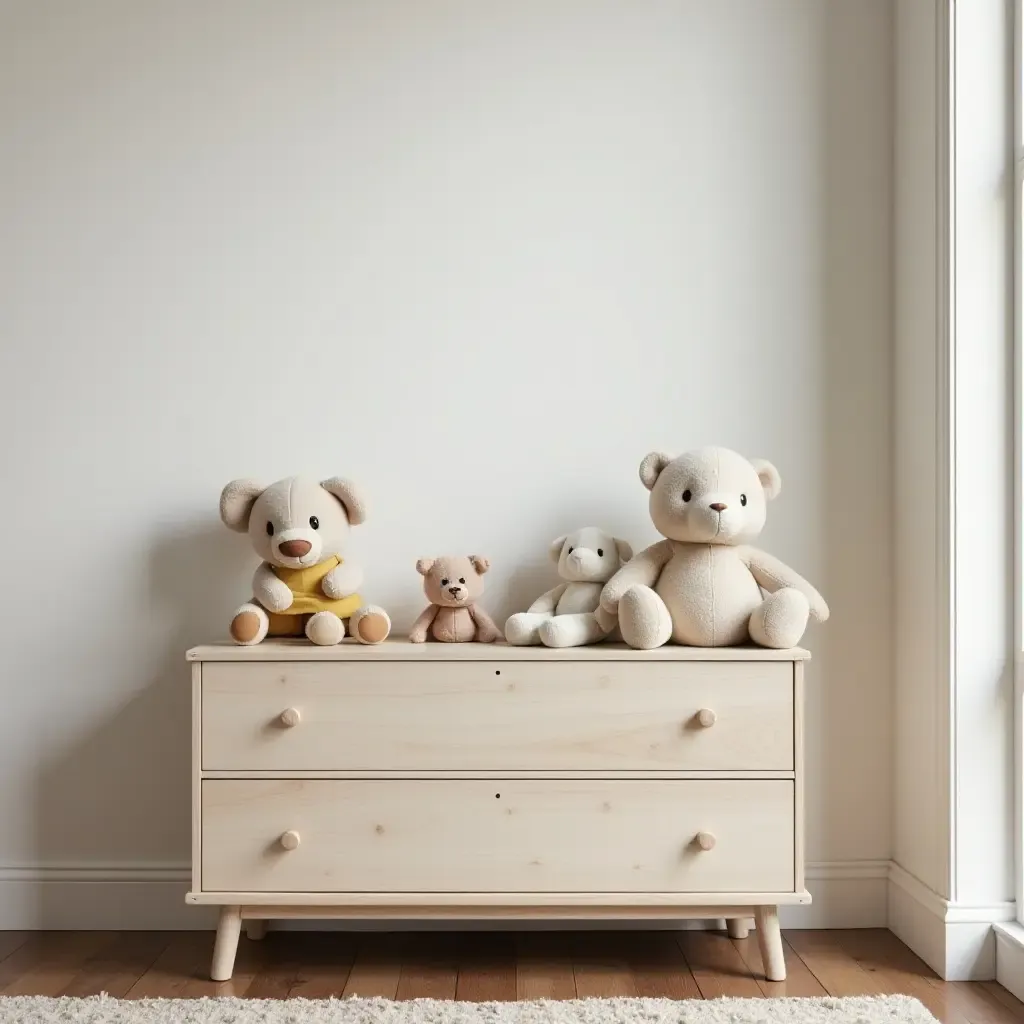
[187,639,810,663]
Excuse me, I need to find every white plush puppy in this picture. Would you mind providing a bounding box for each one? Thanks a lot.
[599,447,829,649]
[505,527,632,648]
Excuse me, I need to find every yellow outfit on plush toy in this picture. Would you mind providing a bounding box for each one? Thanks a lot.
[265,556,364,636]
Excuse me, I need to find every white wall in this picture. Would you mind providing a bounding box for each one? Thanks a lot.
[0,0,893,918]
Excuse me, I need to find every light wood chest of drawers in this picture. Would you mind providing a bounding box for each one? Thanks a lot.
[187,640,810,982]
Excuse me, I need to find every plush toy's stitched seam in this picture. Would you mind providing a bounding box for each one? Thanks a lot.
[758,565,788,588]
[707,544,715,646]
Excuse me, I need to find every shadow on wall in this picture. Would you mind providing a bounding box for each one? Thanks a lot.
[31,520,247,923]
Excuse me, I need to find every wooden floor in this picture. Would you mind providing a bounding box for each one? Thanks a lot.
[0,929,1019,1022]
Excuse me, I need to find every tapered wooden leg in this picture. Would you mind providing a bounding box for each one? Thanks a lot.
[211,905,242,981]
[727,917,751,940]
[755,905,785,981]
[245,919,267,941]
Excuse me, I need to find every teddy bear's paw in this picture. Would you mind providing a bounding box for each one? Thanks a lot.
[255,577,294,614]
[749,588,810,649]
[230,604,269,646]
[504,613,547,646]
[593,604,618,634]
[619,586,674,650]
[351,606,391,645]
[305,611,346,646]
[540,613,607,649]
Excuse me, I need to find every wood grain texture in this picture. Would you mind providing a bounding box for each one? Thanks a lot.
[733,935,827,998]
[342,933,407,999]
[754,905,785,981]
[455,933,517,1002]
[188,640,811,662]
[201,661,794,773]
[62,932,170,998]
[0,928,1015,1023]
[0,932,119,996]
[181,933,269,999]
[192,662,203,894]
[394,933,459,1000]
[201,778,794,895]
[676,930,763,999]
[124,933,212,999]
[828,930,971,1024]
[571,932,639,998]
[793,661,805,890]
[282,933,355,999]
[194,895,812,911]
[623,932,702,999]
[784,929,887,996]
[191,646,807,954]
[242,932,320,999]
[514,932,576,1001]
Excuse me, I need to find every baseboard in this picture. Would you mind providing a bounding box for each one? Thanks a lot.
[888,862,1017,980]
[0,860,889,930]
[994,922,1024,1002]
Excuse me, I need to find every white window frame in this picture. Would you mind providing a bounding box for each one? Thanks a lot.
[1015,0,1024,933]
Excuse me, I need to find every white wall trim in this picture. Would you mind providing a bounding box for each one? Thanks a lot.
[0,860,889,931]
[934,0,957,911]
[995,922,1024,1002]
[888,861,1016,980]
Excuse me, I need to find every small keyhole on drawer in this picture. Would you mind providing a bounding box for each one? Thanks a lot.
[495,670,500,676]
[495,793,501,799]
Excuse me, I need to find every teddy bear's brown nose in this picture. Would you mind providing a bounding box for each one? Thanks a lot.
[448,586,462,596]
[278,539,312,558]
[709,502,727,512]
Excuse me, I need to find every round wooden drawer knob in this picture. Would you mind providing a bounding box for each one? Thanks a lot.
[279,830,301,851]
[697,708,717,728]
[695,831,716,851]
[279,708,301,728]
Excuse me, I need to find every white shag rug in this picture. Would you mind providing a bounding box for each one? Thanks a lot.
[0,995,938,1024]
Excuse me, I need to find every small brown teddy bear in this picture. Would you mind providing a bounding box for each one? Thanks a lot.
[409,555,502,643]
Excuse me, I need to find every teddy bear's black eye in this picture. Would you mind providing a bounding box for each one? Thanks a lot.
[266,522,274,536]
[441,578,449,586]
[740,494,747,507]
[597,548,604,556]
[568,547,574,554]
[309,516,319,529]
[459,577,465,584]
[682,490,692,502]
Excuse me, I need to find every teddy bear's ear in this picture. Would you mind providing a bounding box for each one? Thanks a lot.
[615,538,633,563]
[750,459,782,501]
[220,479,264,532]
[321,477,368,526]
[415,558,435,576]
[469,555,491,574]
[639,452,673,491]
[548,536,567,562]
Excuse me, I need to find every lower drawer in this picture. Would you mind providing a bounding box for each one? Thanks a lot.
[201,779,794,894]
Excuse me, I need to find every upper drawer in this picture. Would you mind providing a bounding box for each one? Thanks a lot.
[200,660,793,773]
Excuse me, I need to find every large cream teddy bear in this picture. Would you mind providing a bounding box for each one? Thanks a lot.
[505,527,632,647]
[220,476,391,646]
[598,447,828,649]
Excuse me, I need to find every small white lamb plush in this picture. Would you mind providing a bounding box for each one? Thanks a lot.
[504,528,633,648]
